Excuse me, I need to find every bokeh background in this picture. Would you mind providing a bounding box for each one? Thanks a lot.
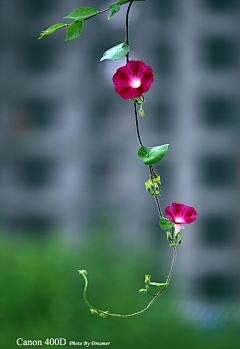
[0,0,240,348]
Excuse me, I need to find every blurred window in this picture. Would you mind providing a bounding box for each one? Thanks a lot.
[203,37,238,69]
[201,216,234,246]
[205,0,239,11]
[199,274,233,299]
[147,0,177,19]
[16,157,54,187]
[156,44,175,76]
[22,39,55,71]
[202,96,238,127]
[149,102,174,131]
[157,0,177,18]
[10,216,53,235]
[22,0,54,16]
[15,100,54,130]
[203,156,236,187]
[90,157,111,189]
[90,97,111,126]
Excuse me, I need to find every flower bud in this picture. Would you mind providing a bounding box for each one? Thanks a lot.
[167,231,172,242]
[145,274,151,286]
[174,231,180,239]
[154,176,161,186]
[178,236,183,245]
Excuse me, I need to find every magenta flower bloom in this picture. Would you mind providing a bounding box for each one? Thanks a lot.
[112,60,154,99]
[165,203,197,233]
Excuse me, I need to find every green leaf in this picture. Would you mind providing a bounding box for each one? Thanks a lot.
[108,4,120,19]
[149,282,168,289]
[64,7,98,19]
[160,217,175,231]
[38,23,66,40]
[65,20,83,41]
[137,144,169,165]
[100,42,129,61]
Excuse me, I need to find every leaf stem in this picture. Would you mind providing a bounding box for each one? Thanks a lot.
[166,246,177,284]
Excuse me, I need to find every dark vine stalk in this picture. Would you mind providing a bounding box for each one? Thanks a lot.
[125,0,176,297]
[79,0,177,319]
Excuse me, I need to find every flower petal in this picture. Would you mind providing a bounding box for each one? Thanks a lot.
[112,60,154,99]
[165,203,197,225]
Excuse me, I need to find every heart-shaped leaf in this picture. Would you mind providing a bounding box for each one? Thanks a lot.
[137,144,169,165]
[160,217,175,231]
[100,42,129,61]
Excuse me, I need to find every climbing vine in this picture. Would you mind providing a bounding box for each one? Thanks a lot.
[39,0,197,318]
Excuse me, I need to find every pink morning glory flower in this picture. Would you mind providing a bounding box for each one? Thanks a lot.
[112,60,154,99]
[165,203,197,233]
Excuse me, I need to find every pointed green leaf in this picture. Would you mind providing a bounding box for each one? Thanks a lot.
[38,23,66,40]
[64,7,98,19]
[149,282,169,289]
[108,4,120,19]
[65,20,83,41]
[100,42,129,61]
[160,217,175,231]
[137,144,169,165]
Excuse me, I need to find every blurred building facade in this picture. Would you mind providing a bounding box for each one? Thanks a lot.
[0,0,239,319]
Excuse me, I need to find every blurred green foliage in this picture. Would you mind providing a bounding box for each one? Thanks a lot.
[0,228,239,348]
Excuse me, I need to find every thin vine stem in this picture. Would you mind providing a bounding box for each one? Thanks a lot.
[134,101,143,146]
[79,245,176,318]
[125,1,163,219]
[124,0,176,290]
[126,0,134,63]
[166,246,177,284]
[79,270,167,318]
[125,0,175,296]
[78,0,178,319]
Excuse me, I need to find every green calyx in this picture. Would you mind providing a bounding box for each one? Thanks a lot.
[132,95,146,118]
